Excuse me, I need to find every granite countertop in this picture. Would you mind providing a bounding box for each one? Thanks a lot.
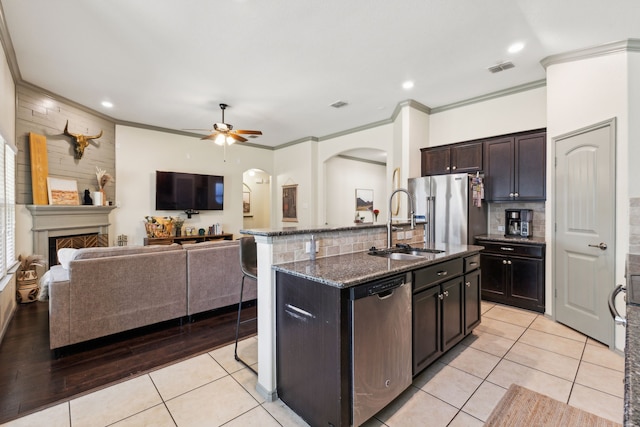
[240,221,416,237]
[625,253,640,425]
[475,234,546,245]
[273,243,483,289]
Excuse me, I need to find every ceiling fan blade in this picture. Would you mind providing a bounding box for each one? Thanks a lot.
[227,133,248,143]
[200,132,219,140]
[234,130,263,135]
[183,128,213,132]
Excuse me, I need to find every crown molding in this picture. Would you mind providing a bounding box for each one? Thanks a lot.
[541,38,640,69]
[430,80,547,114]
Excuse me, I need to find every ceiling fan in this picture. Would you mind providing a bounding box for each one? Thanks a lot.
[196,103,262,145]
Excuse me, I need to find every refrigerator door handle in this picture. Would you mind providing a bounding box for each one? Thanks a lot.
[428,196,435,245]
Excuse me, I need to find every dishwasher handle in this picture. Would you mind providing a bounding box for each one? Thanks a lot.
[608,284,627,327]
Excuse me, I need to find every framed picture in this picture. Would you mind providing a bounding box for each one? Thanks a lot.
[243,190,252,217]
[47,177,79,205]
[282,184,298,222]
[355,188,373,212]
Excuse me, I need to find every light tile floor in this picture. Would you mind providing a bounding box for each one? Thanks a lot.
[1,302,625,426]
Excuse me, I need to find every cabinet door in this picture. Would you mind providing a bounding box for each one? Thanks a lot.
[421,147,451,176]
[515,132,546,201]
[484,137,514,201]
[479,253,508,300]
[441,277,465,352]
[413,285,441,374]
[509,256,545,312]
[451,142,483,173]
[464,269,481,333]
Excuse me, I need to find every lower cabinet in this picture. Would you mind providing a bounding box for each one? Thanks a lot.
[477,239,545,313]
[412,254,481,376]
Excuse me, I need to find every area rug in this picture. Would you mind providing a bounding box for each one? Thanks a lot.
[484,384,621,427]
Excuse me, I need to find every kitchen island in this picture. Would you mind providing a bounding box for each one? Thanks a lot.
[241,223,482,425]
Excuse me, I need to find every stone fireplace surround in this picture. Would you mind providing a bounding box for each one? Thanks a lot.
[27,205,116,268]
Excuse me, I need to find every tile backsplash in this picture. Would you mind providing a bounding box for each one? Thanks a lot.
[487,202,546,237]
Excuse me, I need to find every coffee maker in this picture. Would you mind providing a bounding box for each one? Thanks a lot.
[505,209,533,238]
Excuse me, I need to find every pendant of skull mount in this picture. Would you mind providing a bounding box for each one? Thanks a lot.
[63,120,103,159]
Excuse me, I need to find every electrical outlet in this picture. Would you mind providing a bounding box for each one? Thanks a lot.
[405,231,413,240]
[397,231,405,240]
[498,225,505,232]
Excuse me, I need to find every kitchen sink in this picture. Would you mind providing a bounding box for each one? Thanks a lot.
[368,245,445,260]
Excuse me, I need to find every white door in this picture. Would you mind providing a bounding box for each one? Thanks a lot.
[554,119,616,347]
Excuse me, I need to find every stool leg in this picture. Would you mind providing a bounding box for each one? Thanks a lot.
[234,275,257,374]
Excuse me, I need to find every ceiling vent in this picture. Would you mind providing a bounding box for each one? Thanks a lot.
[487,61,515,73]
[330,100,348,109]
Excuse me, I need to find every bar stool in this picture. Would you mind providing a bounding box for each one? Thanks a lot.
[235,236,258,374]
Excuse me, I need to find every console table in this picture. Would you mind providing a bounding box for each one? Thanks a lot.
[143,233,233,245]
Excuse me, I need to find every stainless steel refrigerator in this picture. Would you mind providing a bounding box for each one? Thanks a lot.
[408,173,487,246]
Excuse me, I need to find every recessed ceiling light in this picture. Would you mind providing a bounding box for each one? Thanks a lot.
[402,81,414,90]
[101,101,113,108]
[508,42,525,54]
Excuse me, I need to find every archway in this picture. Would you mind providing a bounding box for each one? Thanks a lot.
[324,149,387,226]
[242,168,271,229]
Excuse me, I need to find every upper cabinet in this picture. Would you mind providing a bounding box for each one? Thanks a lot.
[484,130,546,202]
[421,142,483,176]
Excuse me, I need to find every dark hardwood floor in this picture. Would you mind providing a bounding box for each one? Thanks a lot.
[0,300,257,424]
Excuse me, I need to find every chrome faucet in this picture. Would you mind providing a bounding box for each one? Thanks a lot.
[387,188,416,248]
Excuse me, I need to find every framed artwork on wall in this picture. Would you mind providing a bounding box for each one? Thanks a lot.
[282,184,298,222]
[355,188,373,212]
[243,185,252,217]
[47,177,79,205]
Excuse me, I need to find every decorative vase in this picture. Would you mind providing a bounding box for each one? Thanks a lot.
[175,226,182,237]
[16,269,39,303]
[99,188,107,206]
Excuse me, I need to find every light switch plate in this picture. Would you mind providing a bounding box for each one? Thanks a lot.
[305,241,319,253]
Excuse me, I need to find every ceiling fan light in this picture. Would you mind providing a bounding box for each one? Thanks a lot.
[214,134,226,145]
[226,136,236,145]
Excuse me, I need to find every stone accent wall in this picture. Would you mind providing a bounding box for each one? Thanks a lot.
[15,84,116,205]
[488,201,546,238]
[630,198,640,253]
[271,226,425,264]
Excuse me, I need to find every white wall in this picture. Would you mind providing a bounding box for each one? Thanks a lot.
[0,42,14,145]
[113,125,274,244]
[273,141,316,227]
[325,156,386,225]
[546,51,632,351]
[429,87,547,146]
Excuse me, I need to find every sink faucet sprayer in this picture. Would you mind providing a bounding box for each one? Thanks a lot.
[387,188,416,248]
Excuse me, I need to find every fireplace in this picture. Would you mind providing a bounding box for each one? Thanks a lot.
[47,233,109,267]
[27,205,116,268]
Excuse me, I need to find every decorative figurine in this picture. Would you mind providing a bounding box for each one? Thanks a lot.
[83,189,93,205]
[63,120,103,159]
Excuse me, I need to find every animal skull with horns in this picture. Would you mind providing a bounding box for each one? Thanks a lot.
[63,120,103,159]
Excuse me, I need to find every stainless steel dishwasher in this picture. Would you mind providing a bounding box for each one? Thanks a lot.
[350,273,412,426]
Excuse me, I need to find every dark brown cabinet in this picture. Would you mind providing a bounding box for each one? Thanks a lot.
[484,130,546,202]
[476,239,545,313]
[421,141,483,176]
[412,255,481,375]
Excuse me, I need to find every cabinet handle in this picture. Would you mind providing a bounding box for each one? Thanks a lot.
[437,271,448,276]
[446,166,450,171]
[465,281,471,287]
[469,262,478,266]
[500,247,514,251]
[514,192,519,197]
[443,290,449,297]
[503,260,508,265]
[509,192,515,198]
[452,166,457,170]
[438,293,444,300]
[507,260,512,265]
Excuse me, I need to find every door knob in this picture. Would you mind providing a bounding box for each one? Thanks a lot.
[588,242,608,250]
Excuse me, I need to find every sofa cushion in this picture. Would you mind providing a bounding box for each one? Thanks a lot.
[72,243,182,260]
[181,240,238,250]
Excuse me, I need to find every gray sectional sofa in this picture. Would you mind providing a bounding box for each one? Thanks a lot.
[47,240,256,349]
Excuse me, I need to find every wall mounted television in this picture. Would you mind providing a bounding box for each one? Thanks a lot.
[155,171,224,213]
